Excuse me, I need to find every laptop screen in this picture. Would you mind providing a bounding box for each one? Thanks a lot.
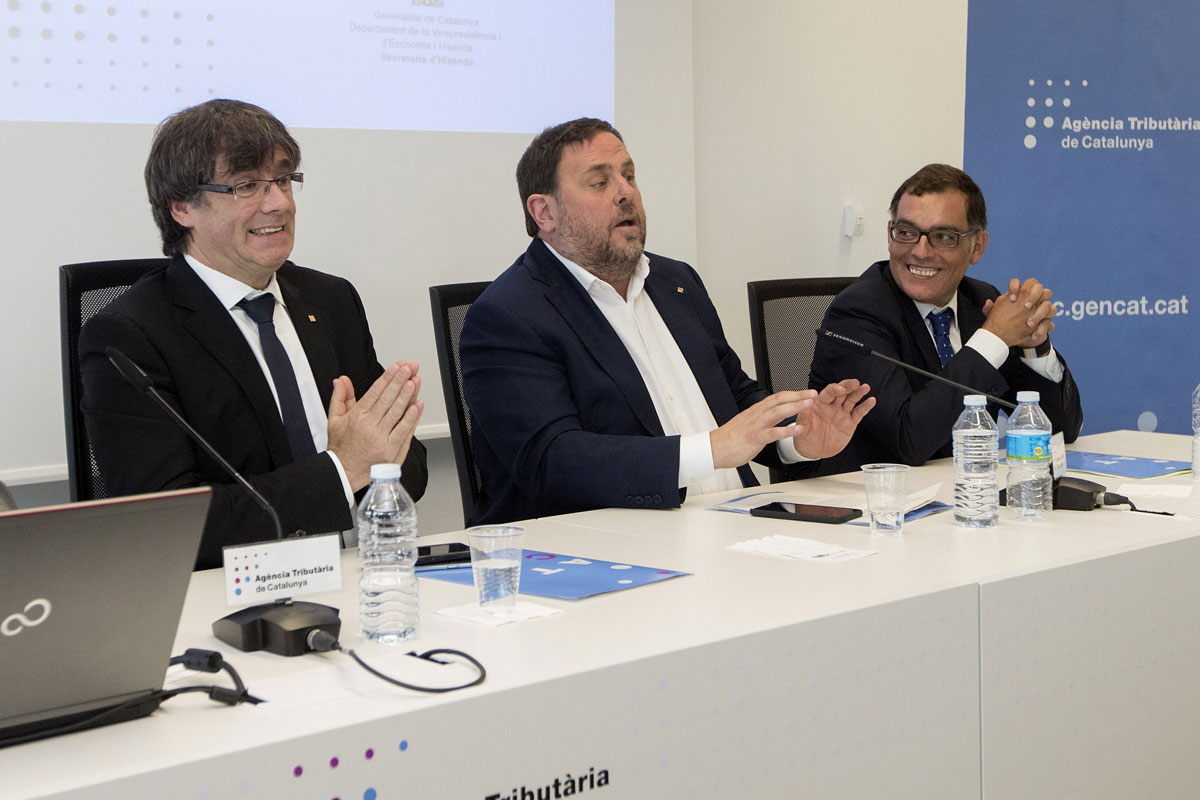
[0,488,210,731]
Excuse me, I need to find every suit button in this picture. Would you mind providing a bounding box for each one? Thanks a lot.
[633,496,644,506]
[625,495,634,503]
[652,494,662,504]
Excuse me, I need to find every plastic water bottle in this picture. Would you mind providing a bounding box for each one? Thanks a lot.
[1006,391,1053,521]
[953,395,998,528]
[357,463,419,643]
[1191,382,1200,480]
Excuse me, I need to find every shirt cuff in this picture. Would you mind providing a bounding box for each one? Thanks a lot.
[964,328,1009,369]
[776,436,817,464]
[325,450,357,515]
[1019,345,1065,382]
[679,432,717,489]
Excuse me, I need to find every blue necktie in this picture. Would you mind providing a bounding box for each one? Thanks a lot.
[927,308,955,367]
[237,294,317,462]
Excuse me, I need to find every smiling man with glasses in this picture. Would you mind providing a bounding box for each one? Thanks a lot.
[808,163,1083,475]
[78,99,427,569]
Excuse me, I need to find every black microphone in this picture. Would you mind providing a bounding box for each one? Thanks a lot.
[105,346,284,540]
[815,329,1017,411]
[104,346,341,657]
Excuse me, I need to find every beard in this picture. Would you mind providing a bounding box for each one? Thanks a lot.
[554,199,647,286]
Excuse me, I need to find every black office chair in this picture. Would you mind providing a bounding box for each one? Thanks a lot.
[59,259,169,501]
[747,276,855,482]
[0,480,15,512]
[429,282,492,524]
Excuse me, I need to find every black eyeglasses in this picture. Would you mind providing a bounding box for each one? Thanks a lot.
[198,173,304,200]
[889,222,978,249]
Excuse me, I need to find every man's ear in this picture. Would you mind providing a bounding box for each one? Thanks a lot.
[969,229,989,265]
[169,199,195,229]
[527,193,557,235]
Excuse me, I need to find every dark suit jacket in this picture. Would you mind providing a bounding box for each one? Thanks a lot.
[79,255,427,570]
[460,238,803,526]
[808,260,1083,476]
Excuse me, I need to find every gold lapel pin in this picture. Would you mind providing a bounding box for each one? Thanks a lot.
[308,314,317,322]
[676,287,684,293]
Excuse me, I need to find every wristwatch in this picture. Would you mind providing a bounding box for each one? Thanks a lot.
[1022,338,1053,358]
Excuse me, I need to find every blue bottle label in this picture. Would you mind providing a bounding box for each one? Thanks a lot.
[1007,431,1051,461]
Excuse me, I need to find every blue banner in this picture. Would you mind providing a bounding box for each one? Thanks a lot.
[965,1,1199,434]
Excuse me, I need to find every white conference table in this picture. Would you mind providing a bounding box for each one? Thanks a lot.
[4,431,1199,799]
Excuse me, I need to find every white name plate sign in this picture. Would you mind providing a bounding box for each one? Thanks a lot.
[222,533,343,606]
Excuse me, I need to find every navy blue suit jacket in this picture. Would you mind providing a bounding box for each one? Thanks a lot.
[79,255,427,569]
[808,260,1082,476]
[461,239,799,526]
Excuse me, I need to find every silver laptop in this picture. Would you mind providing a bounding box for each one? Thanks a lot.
[0,487,210,746]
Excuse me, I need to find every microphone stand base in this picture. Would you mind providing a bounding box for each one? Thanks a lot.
[212,599,341,657]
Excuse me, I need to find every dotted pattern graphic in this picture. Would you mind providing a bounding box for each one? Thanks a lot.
[227,549,262,597]
[1022,76,1088,150]
[283,740,409,800]
[4,2,216,102]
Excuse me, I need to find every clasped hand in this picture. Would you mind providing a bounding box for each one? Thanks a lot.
[982,277,1056,348]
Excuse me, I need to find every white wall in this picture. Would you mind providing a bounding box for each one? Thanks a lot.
[691,0,968,372]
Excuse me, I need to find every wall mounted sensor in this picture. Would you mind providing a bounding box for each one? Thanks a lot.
[841,204,864,237]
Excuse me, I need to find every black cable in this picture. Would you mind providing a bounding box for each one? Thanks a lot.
[1,691,175,747]
[2,649,260,748]
[306,629,486,693]
[168,648,265,705]
[1101,492,1174,516]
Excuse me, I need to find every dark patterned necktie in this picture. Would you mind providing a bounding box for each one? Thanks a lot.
[237,294,317,462]
[927,308,955,367]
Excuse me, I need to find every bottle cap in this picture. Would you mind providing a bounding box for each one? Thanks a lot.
[1016,391,1040,403]
[964,394,986,407]
[369,463,402,480]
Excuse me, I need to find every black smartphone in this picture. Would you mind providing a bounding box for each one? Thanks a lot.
[415,542,471,567]
[749,502,862,524]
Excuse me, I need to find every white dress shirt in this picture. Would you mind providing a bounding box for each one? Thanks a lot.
[184,255,355,510]
[913,296,1064,382]
[548,244,802,496]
